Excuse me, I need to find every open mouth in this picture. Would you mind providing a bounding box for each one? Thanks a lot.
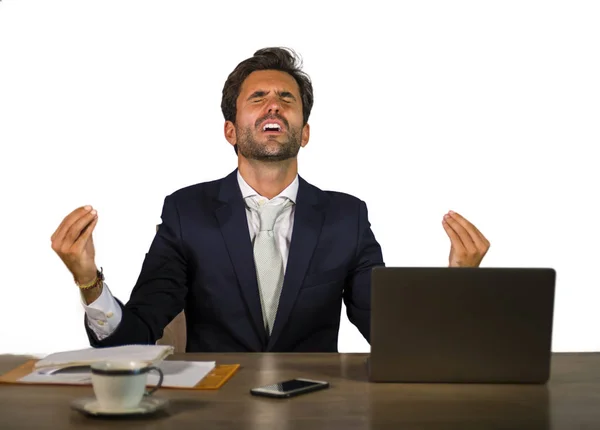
[261,121,284,134]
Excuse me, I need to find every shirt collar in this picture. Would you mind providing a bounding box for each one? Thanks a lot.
[237,170,299,204]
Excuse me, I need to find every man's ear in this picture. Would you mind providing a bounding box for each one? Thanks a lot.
[224,121,236,146]
[301,123,310,148]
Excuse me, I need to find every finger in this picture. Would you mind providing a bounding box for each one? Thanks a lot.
[443,214,478,254]
[448,211,490,251]
[52,206,93,245]
[447,211,485,246]
[64,209,98,246]
[442,218,466,254]
[52,206,91,242]
[73,215,98,251]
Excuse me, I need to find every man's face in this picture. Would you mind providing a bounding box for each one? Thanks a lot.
[226,70,309,162]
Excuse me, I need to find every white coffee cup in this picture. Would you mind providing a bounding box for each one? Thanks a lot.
[90,361,164,410]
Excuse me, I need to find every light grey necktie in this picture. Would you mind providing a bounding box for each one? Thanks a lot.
[250,199,292,335]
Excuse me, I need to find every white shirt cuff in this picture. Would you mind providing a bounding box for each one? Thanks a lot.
[81,282,122,341]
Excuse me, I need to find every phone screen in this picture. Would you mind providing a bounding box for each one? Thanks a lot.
[261,379,321,393]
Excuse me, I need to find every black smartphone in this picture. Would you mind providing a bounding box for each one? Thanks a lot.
[250,378,330,398]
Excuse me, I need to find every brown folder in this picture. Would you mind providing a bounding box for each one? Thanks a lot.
[0,359,239,390]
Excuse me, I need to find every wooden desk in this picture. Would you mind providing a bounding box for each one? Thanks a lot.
[1,352,599,429]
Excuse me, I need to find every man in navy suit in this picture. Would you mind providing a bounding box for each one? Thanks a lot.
[51,47,490,352]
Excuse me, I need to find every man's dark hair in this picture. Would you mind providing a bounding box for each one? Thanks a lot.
[221,47,314,126]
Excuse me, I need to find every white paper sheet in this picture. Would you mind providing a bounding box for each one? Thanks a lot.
[149,360,216,388]
[19,360,215,388]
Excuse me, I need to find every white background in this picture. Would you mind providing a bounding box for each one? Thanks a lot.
[0,1,598,356]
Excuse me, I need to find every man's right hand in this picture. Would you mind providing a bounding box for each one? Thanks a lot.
[51,205,99,285]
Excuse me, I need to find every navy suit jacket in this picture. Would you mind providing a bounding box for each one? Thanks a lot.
[86,169,384,352]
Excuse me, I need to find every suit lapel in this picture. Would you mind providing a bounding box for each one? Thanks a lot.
[215,170,268,347]
[267,177,326,350]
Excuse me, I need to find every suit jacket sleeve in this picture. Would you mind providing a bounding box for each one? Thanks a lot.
[85,194,188,347]
[343,200,385,342]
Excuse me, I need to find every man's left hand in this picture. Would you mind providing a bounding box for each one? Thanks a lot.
[442,211,490,267]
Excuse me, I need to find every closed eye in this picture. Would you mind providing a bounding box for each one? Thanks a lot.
[248,91,268,102]
[247,90,297,104]
[279,91,296,103]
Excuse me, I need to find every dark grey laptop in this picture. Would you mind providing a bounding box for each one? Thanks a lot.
[368,267,556,384]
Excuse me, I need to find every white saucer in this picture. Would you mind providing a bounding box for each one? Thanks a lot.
[71,396,169,417]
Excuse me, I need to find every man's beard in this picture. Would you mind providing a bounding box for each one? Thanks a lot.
[235,122,302,162]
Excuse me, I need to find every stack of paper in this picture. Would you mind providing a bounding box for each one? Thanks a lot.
[34,344,174,371]
[17,345,216,388]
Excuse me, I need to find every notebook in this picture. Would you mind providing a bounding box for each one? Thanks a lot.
[33,344,174,371]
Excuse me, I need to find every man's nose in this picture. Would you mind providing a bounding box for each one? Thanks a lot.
[266,97,281,113]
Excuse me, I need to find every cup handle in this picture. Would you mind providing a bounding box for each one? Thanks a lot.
[144,366,164,396]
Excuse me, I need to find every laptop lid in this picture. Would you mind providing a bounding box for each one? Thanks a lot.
[368,267,556,383]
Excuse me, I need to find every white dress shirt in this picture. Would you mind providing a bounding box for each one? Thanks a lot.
[82,171,299,340]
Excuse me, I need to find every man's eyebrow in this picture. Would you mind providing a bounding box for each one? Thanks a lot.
[247,90,269,100]
[246,90,298,101]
